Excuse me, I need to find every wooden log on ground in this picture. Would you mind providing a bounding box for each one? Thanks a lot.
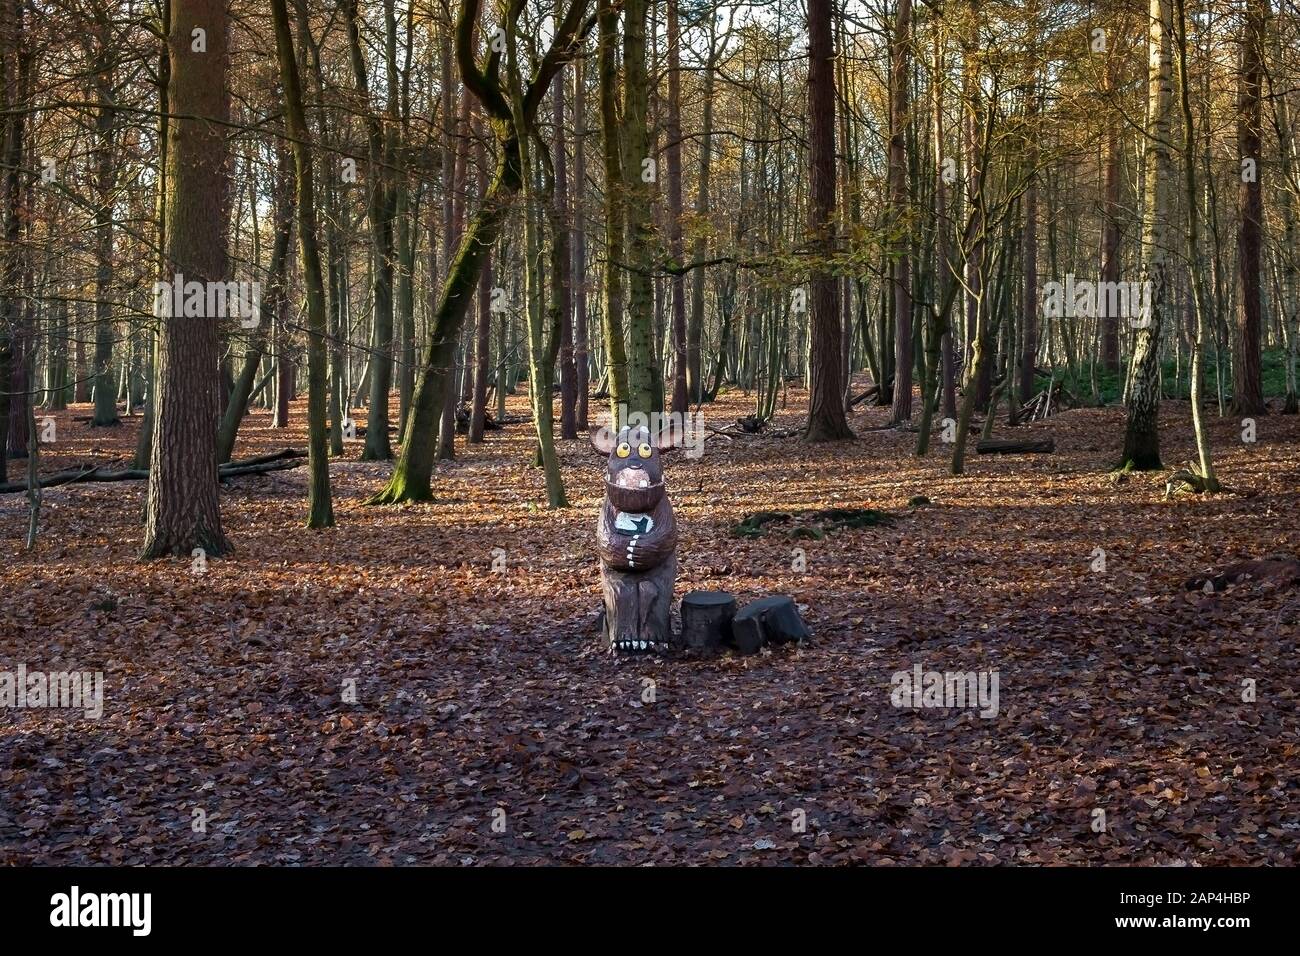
[976,437,1055,455]
[730,595,811,654]
[848,384,881,407]
[680,590,736,653]
[0,449,308,494]
[1184,554,1300,592]
[225,447,306,467]
[0,465,100,494]
[217,458,306,481]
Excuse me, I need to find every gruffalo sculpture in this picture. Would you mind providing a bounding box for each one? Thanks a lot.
[591,423,681,654]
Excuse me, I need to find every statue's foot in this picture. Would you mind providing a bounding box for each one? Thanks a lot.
[610,637,669,655]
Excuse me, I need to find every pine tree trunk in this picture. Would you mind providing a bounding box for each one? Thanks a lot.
[91,39,118,428]
[803,0,852,441]
[141,0,231,559]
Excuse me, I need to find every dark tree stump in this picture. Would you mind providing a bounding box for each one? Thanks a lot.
[730,596,811,654]
[680,590,736,653]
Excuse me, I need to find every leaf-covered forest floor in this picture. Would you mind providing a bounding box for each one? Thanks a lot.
[2,380,1296,865]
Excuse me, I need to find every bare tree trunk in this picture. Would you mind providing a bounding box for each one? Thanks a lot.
[598,0,628,423]
[141,0,231,558]
[1232,0,1265,415]
[666,0,687,417]
[367,0,588,505]
[1122,0,1174,470]
[1101,96,1121,373]
[888,0,913,425]
[91,14,119,428]
[553,36,577,439]
[621,0,658,419]
[344,0,397,461]
[1173,0,1219,490]
[469,131,492,443]
[217,144,291,464]
[1019,90,1039,413]
[1270,17,1299,413]
[573,54,590,429]
[803,0,852,441]
[687,15,717,406]
[271,0,334,526]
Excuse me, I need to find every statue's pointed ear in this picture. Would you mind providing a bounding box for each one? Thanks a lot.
[590,424,618,456]
[655,422,686,452]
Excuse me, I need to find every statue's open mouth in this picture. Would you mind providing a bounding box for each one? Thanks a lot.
[606,472,665,512]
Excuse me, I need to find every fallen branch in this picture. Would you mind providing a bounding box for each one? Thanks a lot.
[976,437,1055,454]
[0,448,307,494]
[848,384,881,408]
[1184,554,1300,593]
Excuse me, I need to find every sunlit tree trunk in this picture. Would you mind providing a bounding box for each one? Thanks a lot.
[1271,21,1299,413]
[1121,0,1173,470]
[344,0,398,461]
[1173,0,1218,490]
[271,0,334,526]
[217,144,291,464]
[367,0,588,505]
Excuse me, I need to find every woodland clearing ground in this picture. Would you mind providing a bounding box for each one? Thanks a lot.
[0,377,1296,864]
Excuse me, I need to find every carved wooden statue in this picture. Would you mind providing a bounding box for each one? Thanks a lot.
[592,424,680,654]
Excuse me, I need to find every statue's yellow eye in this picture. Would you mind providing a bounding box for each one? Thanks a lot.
[615,442,631,458]
[637,442,652,459]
